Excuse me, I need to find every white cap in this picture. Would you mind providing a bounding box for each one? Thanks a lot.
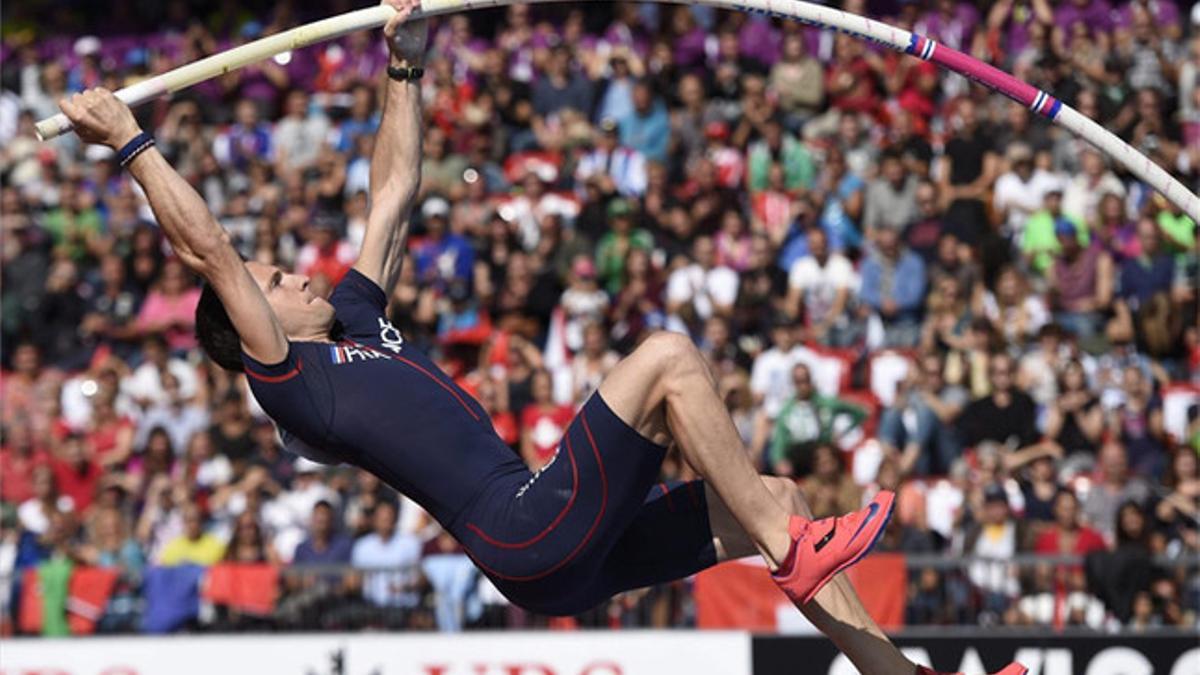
[293,457,326,474]
[1041,174,1067,197]
[421,196,450,219]
[74,36,101,57]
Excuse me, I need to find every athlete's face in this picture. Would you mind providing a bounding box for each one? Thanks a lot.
[245,261,336,340]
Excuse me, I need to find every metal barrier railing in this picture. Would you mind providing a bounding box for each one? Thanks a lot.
[1,554,1195,635]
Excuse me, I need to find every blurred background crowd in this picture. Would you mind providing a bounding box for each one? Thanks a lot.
[1,0,1198,637]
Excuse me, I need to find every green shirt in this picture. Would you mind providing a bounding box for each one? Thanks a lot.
[41,208,104,262]
[1021,211,1088,274]
[769,395,867,465]
[1156,211,1196,253]
[39,556,73,637]
[747,135,816,192]
[596,229,654,294]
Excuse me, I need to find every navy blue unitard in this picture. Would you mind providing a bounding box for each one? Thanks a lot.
[244,269,717,614]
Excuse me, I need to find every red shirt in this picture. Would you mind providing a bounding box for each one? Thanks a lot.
[86,416,134,463]
[520,404,574,464]
[491,411,519,446]
[296,242,355,286]
[0,447,49,503]
[826,58,879,115]
[751,190,794,241]
[1034,526,1108,556]
[50,458,103,513]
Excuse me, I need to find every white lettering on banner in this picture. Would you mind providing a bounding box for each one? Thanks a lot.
[0,632,749,675]
[1083,647,1153,675]
[957,649,986,675]
[827,644,1189,675]
[420,664,622,675]
[1169,648,1200,675]
[900,648,933,672]
[1012,647,1073,675]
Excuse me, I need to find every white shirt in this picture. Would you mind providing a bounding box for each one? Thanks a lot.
[993,169,1062,237]
[268,481,340,532]
[560,287,609,352]
[124,360,200,409]
[257,481,340,563]
[787,253,857,325]
[575,146,648,197]
[924,479,964,541]
[0,90,20,145]
[397,494,435,541]
[666,264,739,324]
[1062,171,1125,225]
[969,521,1020,597]
[501,193,581,251]
[60,375,140,431]
[18,497,74,535]
[344,156,371,197]
[0,532,16,619]
[192,455,233,490]
[750,346,801,419]
[272,114,331,170]
[352,530,423,607]
[135,403,210,454]
[982,292,1049,343]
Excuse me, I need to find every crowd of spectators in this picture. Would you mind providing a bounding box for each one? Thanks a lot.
[1,0,1198,636]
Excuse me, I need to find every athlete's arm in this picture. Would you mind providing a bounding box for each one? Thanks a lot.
[353,0,427,293]
[58,89,288,365]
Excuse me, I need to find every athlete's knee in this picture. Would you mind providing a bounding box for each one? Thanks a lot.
[763,475,813,518]
[639,331,700,367]
[639,331,708,392]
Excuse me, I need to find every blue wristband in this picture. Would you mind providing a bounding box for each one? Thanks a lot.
[117,131,155,168]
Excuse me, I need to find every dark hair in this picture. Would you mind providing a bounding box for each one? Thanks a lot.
[196,283,245,372]
[372,499,399,518]
[146,425,172,445]
[1053,488,1079,507]
[1115,500,1149,549]
[1056,359,1087,393]
[142,332,168,351]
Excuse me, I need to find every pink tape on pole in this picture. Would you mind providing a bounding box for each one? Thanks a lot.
[908,34,1061,120]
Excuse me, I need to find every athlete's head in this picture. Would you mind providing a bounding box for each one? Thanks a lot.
[196,260,336,372]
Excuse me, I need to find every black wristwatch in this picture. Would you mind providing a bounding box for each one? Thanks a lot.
[387,64,425,82]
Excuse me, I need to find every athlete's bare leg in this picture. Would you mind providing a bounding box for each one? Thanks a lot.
[597,332,792,566]
[708,477,917,675]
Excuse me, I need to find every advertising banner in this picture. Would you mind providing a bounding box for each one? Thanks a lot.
[0,631,752,675]
[753,634,1200,675]
[4,630,1196,675]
